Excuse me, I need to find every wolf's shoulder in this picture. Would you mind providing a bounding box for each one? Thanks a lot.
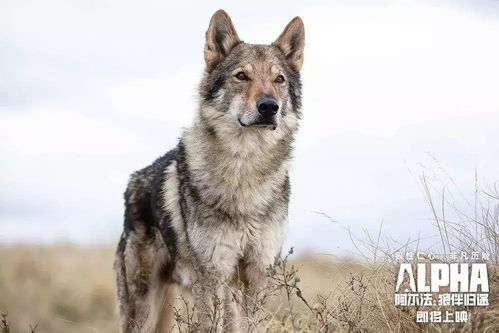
[127,148,178,190]
[123,147,179,232]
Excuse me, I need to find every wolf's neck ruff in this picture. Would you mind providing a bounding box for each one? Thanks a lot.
[182,113,295,217]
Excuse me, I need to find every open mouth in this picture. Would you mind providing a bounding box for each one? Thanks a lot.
[238,118,277,130]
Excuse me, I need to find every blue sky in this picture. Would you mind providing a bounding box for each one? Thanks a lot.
[1,0,498,255]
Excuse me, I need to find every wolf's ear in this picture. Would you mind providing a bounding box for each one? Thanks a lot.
[204,10,241,68]
[273,17,305,71]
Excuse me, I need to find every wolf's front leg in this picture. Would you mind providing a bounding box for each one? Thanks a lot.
[191,272,226,333]
[239,260,270,332]
[223,282,244,333]
[240,221,287,331]
[185,221,244,332]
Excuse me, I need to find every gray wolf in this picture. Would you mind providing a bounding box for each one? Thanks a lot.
[114,9,305,332]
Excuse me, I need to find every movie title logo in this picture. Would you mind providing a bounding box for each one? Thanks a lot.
[393,252,490,324]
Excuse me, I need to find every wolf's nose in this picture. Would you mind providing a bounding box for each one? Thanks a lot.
[257,96,279,117]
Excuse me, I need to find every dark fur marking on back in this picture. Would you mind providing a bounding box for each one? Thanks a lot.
[123,150,179,262]
[152,150,179,263]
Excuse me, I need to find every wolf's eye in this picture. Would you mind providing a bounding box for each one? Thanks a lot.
[275,75,285,83]
[235,72,248,81]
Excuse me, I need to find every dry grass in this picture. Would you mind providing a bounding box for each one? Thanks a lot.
[1,243,495,332]
[0,244,118,333]
[0,244,366,332]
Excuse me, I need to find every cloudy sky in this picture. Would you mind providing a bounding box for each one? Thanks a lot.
[1,0,498,255]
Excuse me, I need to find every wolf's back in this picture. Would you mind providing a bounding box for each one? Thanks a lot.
[123,148,178,235]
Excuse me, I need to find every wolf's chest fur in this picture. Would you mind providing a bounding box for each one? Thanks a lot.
[182,124,291,218]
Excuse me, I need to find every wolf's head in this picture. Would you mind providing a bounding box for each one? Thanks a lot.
[198,10,304,134]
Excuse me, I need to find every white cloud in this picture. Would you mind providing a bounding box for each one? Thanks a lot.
[0,106,145,156]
